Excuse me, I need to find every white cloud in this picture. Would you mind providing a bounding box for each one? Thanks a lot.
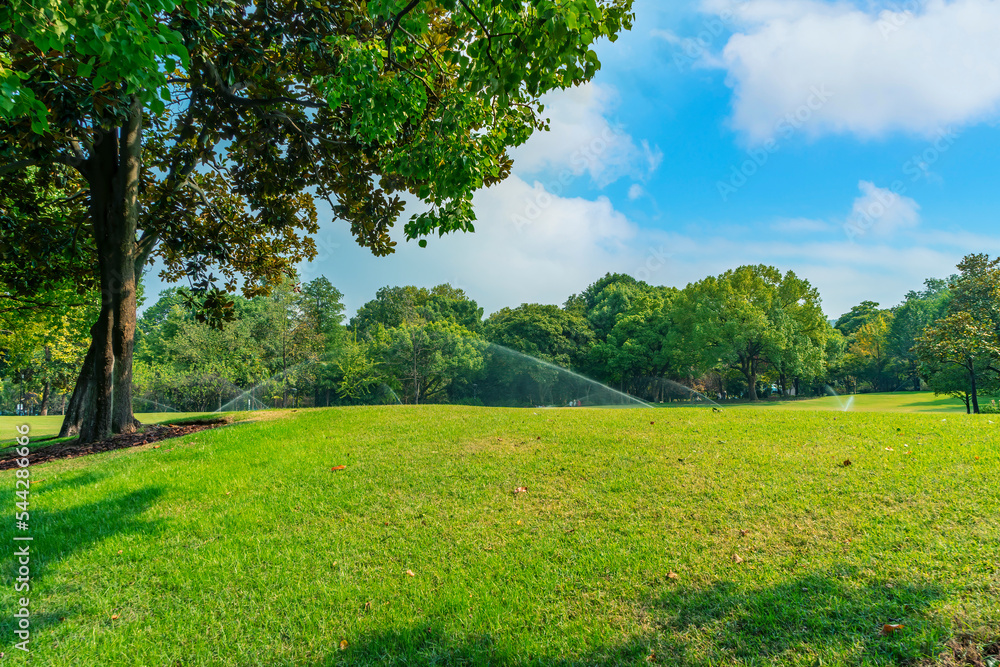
[844,180,920,238]
[300,176,652,317]
[706,0,1000,142]
[291,173,997,323]
[510,83,662,186]
[628,184,646,200]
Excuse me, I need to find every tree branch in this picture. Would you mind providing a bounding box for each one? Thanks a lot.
[386,0,422,53]
[0,159,39,175]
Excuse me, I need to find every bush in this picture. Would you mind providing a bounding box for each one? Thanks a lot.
[981,399,1000,414]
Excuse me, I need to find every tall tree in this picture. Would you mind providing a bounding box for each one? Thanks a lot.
[915,254,1000,413]
[887,278,950,391]
[1,0,634,442]
[377,319,483,404]
[679,265,827,401]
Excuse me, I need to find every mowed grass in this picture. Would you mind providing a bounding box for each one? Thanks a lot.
[1,406,998,666]
[738,392,974,414]
[0,413,217,444]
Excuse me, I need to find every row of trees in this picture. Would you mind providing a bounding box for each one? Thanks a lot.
[8,255,995,414]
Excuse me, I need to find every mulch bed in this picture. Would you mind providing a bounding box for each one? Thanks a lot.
[0,418,229,470]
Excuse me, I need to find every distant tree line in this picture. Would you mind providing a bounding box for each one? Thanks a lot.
[3,254,998,414]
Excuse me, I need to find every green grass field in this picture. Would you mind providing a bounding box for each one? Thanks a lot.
[1,405,997,666]
[0,413,217,445]
[737,392,977,414]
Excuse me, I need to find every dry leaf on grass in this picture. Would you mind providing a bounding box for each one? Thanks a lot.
[881,623,904,636]
[339,639,348,650]
[406,569,415,577]
[732,553,744,564]
[667,571,679,579]
[513,486,528,494]
[331,465,347,471]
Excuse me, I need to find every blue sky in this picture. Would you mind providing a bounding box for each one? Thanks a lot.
[151,0,1000,320]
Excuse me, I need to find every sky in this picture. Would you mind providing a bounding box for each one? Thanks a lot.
[151,0,1000,321]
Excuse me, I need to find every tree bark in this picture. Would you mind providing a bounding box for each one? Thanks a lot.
[62,96,144,443]
[969,361,980,414]
[39,346,51,416]
[59,335,96,437]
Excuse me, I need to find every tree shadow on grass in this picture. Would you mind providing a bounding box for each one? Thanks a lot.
[274,570,951,667]
[0,485,164,649]
[649,570,950,665]
[285,625,654,667]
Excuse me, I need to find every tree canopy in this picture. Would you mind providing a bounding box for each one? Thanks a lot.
[0,0,634,441]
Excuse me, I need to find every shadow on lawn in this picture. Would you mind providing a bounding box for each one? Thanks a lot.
[287,571,949,666]
[0,485,164,647]
[292,625,654,667]
[649,571,948,665]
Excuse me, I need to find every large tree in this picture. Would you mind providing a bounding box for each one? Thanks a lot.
[679,265,827,401]
[915,254,1000,414]
[0,0,633,442]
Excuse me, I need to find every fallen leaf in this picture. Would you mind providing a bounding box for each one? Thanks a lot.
[885,447,894,451]
[364,601,371,611]
[117,549,123,554]
[406,569,415,577]
[513,486,528,494]
[517,520,522,525]
[667,571,679,579]
[536,436,541,440]
[111,614,119,620]
[842,459,852,467]
[739,529,750,536]
[881,623,904,635]
[339,639,348,650]
[331,465,347,471]
[732,553,744,564]
[650,421,655,425]
[153,445,160,449]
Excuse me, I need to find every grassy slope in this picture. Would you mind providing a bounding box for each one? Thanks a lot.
[0,406,997,666]
[734,392,973,414]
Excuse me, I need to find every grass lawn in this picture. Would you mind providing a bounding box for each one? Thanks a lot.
[732,392,977,414]
[0,413,218,444]
[0,406,997,665]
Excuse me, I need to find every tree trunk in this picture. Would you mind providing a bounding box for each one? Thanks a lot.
[78,304,114,444]
[969,362,980,414]
[39,382,50,416]
[63,96,144,443]
[39,346,51,416]
[59,337,97,437]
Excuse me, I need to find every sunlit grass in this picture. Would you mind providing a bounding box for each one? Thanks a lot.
[0,406,996,665]
[0,413,217,444]
[736,391,974,413]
